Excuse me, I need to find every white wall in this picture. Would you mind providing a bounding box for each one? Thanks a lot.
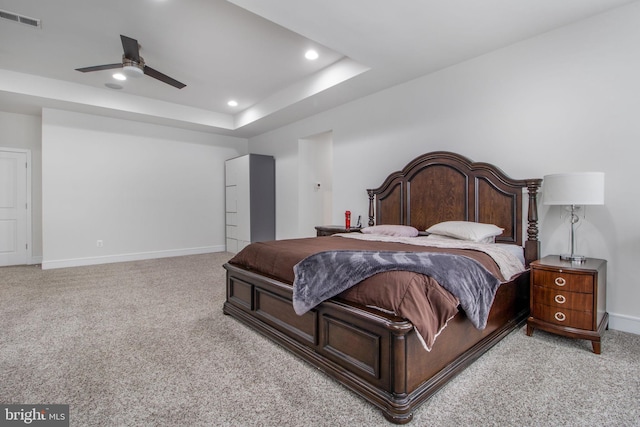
[41,109,246,268]
[248,3,640,334]
[0,111,42,263]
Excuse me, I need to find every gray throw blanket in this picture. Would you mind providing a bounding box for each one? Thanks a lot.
[292,251,502,329]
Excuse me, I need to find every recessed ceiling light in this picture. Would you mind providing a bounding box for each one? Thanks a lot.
[105,83,123,90]
[305,50,319,60]
[227,100,238,107]
[113,73,126,81]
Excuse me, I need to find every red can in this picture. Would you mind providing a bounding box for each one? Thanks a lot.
[345,210,351,231]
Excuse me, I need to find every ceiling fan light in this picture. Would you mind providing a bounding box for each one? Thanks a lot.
[123,65,143,78]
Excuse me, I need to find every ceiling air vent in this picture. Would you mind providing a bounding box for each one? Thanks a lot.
[0,9,41,28]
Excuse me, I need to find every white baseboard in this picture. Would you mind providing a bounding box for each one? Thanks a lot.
[608,312,640,335]
[41,246,226,270]
[29,256,43,265]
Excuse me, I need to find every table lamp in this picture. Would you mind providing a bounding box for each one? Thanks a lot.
[543,172,605,262]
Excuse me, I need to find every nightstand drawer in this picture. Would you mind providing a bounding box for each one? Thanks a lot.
[532,285,593,311]
[531,269,593,293]
[532,303,592,330]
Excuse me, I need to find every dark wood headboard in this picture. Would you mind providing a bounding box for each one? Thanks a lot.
[367,151,541,265]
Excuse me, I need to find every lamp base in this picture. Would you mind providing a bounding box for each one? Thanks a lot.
[560,254,587,263]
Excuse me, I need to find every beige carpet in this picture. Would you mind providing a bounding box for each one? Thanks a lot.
[1,253,638,426]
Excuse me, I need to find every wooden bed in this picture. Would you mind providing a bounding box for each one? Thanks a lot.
[223,151,541,423]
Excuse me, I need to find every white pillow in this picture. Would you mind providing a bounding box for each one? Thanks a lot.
[425,233,497,244]
[426,221,503,243]
[360,225,419,237]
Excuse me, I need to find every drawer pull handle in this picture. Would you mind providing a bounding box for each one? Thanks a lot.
[554,312,566,322]
[554,295,566,304]
[554,277,566,287]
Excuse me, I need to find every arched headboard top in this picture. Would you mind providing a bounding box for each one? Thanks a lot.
[367,151,542,264]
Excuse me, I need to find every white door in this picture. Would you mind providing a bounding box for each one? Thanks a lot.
[0,150,28,266]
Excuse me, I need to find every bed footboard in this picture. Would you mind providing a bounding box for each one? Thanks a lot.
[223,263,529,424]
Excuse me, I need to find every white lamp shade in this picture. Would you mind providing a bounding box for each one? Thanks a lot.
[543,172,605,205]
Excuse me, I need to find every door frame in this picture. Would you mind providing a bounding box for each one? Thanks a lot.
[298,131,333,237]
[0,147,32,265]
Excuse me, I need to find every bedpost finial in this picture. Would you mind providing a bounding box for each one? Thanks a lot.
[367,189,375,226]
[525,179,541,242]
[525,179,542,264]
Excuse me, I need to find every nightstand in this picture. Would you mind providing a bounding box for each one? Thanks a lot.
[315,225,362,236]
[526,255,608,354]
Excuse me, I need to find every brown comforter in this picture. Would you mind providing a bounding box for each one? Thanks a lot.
[228,236,507,351]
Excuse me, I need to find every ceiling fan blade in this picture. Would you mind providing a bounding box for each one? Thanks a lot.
[75,63,123,72]
[144,66,186,89]
[120,35,140,62]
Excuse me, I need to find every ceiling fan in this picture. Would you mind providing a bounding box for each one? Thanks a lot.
[75,35,186,89]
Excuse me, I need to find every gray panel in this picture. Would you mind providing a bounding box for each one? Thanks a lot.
[249,154,275,242]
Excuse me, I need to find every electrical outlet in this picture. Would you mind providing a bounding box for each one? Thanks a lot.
[96,240,103,247]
